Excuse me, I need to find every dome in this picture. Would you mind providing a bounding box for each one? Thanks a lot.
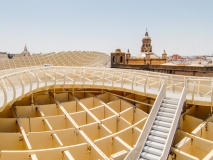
[135,52,159,59]
[21,50,30,55]
[21,45,30,56]
[143,31,151,40]
[115,48,121,53]
[143,36,151,40]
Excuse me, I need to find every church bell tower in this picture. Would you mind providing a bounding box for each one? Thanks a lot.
[141,29,152,53]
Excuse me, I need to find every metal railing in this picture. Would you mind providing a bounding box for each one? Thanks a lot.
[0,66,213,112]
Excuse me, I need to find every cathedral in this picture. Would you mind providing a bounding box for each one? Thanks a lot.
[111,30,167,66]
[6,45,31,59]
[20,44,30,56]
[111,31,213,77]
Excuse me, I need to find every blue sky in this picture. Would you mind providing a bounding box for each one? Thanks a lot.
[0,0,212,56]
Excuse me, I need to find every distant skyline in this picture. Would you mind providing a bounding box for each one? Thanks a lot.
[0,0,213,56]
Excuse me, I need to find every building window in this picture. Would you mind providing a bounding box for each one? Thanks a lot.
[113,56,116,63]
[120,56,123,63]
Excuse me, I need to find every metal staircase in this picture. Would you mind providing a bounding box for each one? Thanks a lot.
[124,83,186,160]
[139,97,179,160]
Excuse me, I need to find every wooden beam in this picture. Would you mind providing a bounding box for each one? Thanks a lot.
[12,108,32,150]
[30,154,38,160]
[16,119,32,150]
[52,133,63,147]
[107,92,152,107]
[63,150,75,160]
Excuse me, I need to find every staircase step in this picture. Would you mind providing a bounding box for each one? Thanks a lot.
[158,111,175,118]
[145,141,164,150]
[164,97,179,101]
[162,99,179,105]
[154,120,171,128]
[152,125,170,133]
[159,107,176,114]
[148,135,166,144]
[156,116,173,123]
[143,146,162,156]
[161,103,177,109]
[140,152,161,160]
[150,130,168,138]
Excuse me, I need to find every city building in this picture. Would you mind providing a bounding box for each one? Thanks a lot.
[111,31,167,67]
[0,52,8,59]
[111,31,213,77]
